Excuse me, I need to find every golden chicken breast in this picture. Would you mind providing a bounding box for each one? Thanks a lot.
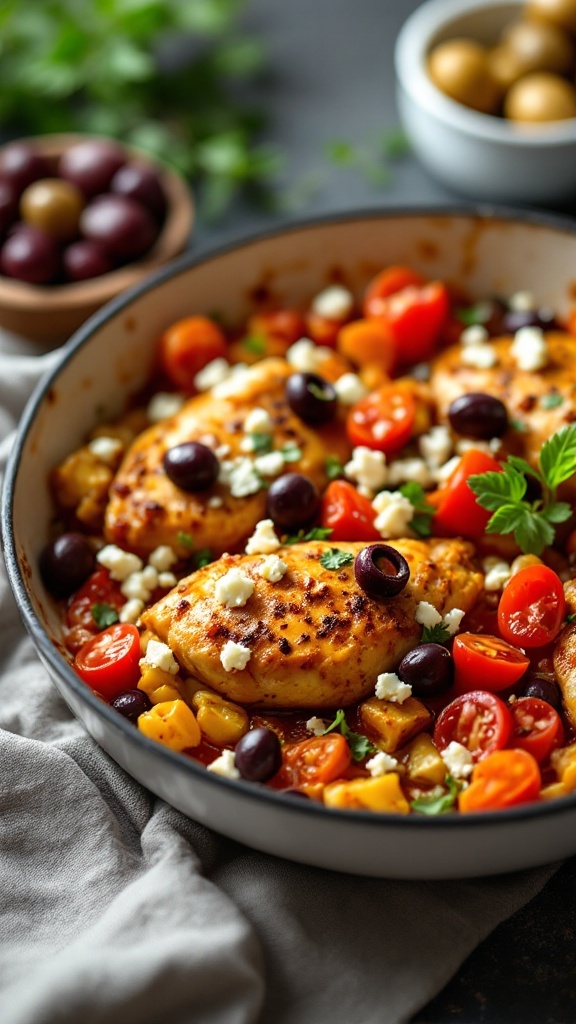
[142,537,483,708]
[429,332,576,487]
[105,358,350,559]
[553,579,576,728]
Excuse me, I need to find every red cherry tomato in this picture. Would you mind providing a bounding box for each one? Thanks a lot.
[434,690,513,763]
[346,383,415,454]
[304,311,342,349]
[281,734,352,789]
[452,633,530,693]
[498,564,566,648]
[248,308,306,348]
[320,480,381,542]
[74,623,142,700]
[363,265,426,317]
[509,696,565,763]
[364,268,449,365]
[433,449,503,539]
[159,316,228,392]
[66,568,124,634]
[458,748,541,813]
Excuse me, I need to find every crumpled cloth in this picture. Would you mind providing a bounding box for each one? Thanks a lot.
[0,335,559,1024]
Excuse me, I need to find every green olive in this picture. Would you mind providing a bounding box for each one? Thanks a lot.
[504,71,576,120]
[499,17,575,76]
[20,178,85,240]
[427,38,501,113]
[525,0,576,35]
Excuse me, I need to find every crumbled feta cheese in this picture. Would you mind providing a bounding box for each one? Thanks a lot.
[207,749,240,780]
[482,556,512,591]
[455,437,502,456]
[211,366,252,400]
[240,435,257,453]
[418,425,453,469]
[386,457,434,489]
[375,672,412,704]
[88,436,123,464]
[158,571,177,589]
[366,751,399,777]
[441,740,474,779]
[148,545,177,572]
[306,716,327,736]
[334,372,368,406]
[254,451,285,477]
[460,344,498,369]
[119,598,145,624]
[460,324,489,346]
[311,284,354,320]
[510,326,548,372]
[215,567,255,608]
[345,446,388,498]
[219,457,262,497]
[208,495,224,508]
[286,338,333,374]
[97,545,143,582]
[244,406,274,434]
[141,565,159,590]
[415,601,442,628]
[147,391,185,422]
[220,640,251,672]
[194,357,231,392]
[121,571,153,603]
[508,290,536,312]
[433,454,461,485]
[258,554,288,582]
[215,444,231,460]
[245,519,281,555]
[443,607,465,636]
[372,490,414,538]
[140,639,179,675]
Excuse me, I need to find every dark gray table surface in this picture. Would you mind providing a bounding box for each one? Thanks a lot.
[189,2,576,1020]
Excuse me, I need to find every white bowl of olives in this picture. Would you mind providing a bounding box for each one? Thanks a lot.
[395,0,576,203]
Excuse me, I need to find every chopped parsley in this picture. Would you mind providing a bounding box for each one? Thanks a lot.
[455,303,490,327]
[250,432,273,455]
[177,531,195,551]
[411,776,460,815]
[91,602,119,629]
[242,334,266,356]
[323,708,377,762]
[284,526,333,544]
[420,621,451,645]
[280,443,303,463]
[325,454,344,480]
[540,392,564,410]
[320,548,354,571]
[399,482,435,538]
[192,548,213,570]
[510,418,528,433]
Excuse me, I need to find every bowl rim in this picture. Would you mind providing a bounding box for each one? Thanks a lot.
[394,0,576,145]
[4,203,576,833]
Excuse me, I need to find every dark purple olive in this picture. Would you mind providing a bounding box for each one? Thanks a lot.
[0,179,19,235]
[59,139,127,198]
[448,392,508,440]
[163,441,219,491]
[520,675,562,711]
[80,195,158,260]
[111,162,167,220]
[0,225,60,283]
[398,643,454,697]
[63,239,115,281]
[286,372,337,425]
[0,143,50,194]
[111,689,152,722]
[354,543,410,600]
[39,533,96,598]
[235,727,282,783]
[503,308,557,334]
[266,472,319,529]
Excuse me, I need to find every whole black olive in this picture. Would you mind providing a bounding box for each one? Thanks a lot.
[354,543,410,599]
[448,392,508,439]
[235,727,282,783]
[163,441,219,491]
[111,689,153,722]
[39,532,96,598]
[266,473,319,529]
[286,372,337,425]
[503,308,557,333]
[398,643,454,697]
[520,675,562,711]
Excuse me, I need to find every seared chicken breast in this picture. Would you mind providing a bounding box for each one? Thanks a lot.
[553,579,576,728]
[142,537,483,708]
[105,358,350,558]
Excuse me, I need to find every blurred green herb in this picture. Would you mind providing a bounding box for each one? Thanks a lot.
[325,454,344,480]
[399,482,434,538]
[280,443,302,463]
[325,128,410,188]
[284,526,333,545]
[411,776,460,815]
[91,602,119,628]
[323,708,377,762]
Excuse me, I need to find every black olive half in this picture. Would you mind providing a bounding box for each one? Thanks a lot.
[354,543,410,600]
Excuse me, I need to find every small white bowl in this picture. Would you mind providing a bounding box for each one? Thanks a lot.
[394,0,576,203]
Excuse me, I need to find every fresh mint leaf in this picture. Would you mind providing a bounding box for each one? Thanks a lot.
[539,424,576,491]
[411,776,460,815]
[91,602,119,629]
[323,708,377,762]
[541,392,564,410]
[250,432,273,455]
[325,454,344,480]
[280,443,302,463]
[421,621,451,644]
[320,548,354,571]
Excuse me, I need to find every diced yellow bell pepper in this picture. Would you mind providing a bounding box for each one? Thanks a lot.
[359,696,432,753]
[192,690,249,747]
[551,742,576,792]
[400,733,446,786]
[138,665,183,705]
[539,781,569,801]
[137,699,201,751]
[323,773,410,814]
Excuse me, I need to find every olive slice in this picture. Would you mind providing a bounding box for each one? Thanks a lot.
[354,543,410,599]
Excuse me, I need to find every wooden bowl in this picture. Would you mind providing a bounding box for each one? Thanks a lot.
[0,133,194,343]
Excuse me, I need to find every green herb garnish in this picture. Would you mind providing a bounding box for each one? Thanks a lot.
[325,454,344,480]
[411,776,460,816]
[540,392,564,410]
[468,425,576,555]
[307,381,332,401]
[320,548,354,571]
[566,613,576,624]
[455,303,491,327]
[284,526,333,545]
[242,334,266,356]
[193,548,213,570]
[510,418,528,433]
[323,708,377,762]
[421,621,451,645]
[177,531,195,551]
[399,482,435,538]
[91,602,119,629]
[280,443,303,463]
[250,432,273,454]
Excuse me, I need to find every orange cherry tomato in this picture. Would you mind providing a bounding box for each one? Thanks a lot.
[434,690,513,762]
[305,311,342,348]
[452,633,530,693]
[509,696,565,763]
[159,315,228,392]
[320,480,381,542]
[74,622,142,700]
[248,308,306,349]
[363,265,426,317]
[498,564,566,649]
[281,734,351,789]
[337,318,396,372]
[433,449,503,539]
[458,748,541,813]
[346,383,415,454]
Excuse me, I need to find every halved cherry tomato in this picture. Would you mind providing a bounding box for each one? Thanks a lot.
[458,748,541,813]
[66,568,124,635]
[509,696,565,763]
[363,265,426,317]
[434,690,513,762]
[281,733,351,790]
[498,564,566,648]
[346,383,415,454]
[452,633,530,693]
[337,318,396,372]
[364,269,449,365]
[433,449,503,539]
[74,623,142,700]
[305,311,342,349]
[320,480,381,542]
[248,308,306,349]
[159,315,228,392]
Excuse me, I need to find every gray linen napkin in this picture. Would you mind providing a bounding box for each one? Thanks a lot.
[0,340,559,1024]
